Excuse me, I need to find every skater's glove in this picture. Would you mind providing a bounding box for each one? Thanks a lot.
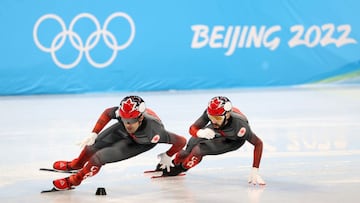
[248,167,266,186]
[78,132,98,148]
[157,152,174,172]
[196,128,216,139]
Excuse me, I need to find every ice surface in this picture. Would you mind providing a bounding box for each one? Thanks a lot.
[0,85,359,202]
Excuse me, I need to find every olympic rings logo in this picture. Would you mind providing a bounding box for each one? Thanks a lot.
[33,12,135,69]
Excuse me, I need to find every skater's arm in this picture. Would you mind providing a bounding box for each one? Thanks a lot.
[247,133,263,168]
[92,107,117,133]
[189,110,210,137]
[165,133,186,156]
[189,124,201,137]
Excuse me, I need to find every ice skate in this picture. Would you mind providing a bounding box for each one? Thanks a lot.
[52,177,73,190]
[144,163,163,173]
[53,161,75,171]
[161,163,187,177]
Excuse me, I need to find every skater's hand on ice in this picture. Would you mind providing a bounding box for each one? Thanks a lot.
[248,167,266,186]
[157,152,174,172]
[78,132,98,148]
[196,128,215,139]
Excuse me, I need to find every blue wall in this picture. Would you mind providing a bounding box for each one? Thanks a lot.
[1,0,359,95]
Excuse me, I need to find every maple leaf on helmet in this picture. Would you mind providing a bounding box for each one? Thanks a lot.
[119,96,146,119]
[207,96,232,116]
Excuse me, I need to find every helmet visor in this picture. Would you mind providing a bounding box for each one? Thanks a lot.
[121,117,139,124]
[208,114,225,123]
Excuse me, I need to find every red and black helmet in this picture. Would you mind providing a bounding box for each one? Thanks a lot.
[207,96,232,116]
[119,96,146,119]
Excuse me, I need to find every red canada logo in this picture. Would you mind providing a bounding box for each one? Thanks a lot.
[151,135,160,143]
[238,127,246,137]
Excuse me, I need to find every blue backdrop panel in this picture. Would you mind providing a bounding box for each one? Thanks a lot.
[0,0,359,95]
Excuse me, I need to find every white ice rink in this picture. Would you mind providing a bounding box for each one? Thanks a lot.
[0,85,359,203]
